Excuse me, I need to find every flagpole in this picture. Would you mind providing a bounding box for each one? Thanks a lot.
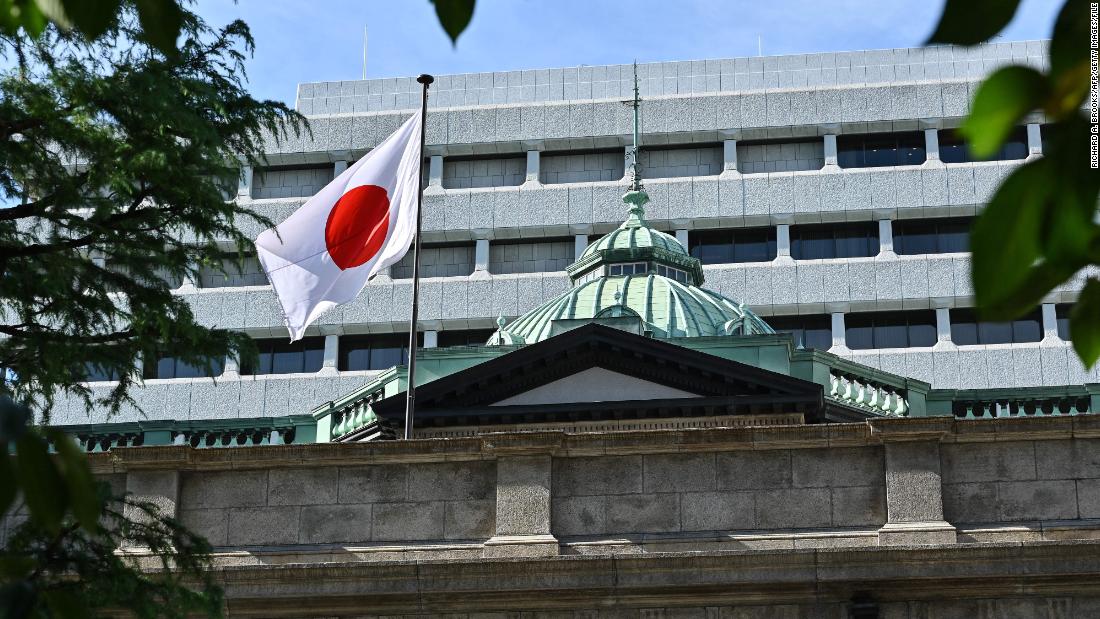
[404,74,433,440]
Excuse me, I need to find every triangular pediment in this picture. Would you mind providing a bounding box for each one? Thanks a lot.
[490,367,701,406]
[372,324,829,432]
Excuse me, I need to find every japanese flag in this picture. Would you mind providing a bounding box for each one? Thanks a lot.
[255,113,422,341]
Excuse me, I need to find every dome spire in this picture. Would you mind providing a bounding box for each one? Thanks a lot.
[622,61,649,226]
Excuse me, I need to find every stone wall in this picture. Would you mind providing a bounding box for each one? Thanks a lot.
[72,415,1100,616]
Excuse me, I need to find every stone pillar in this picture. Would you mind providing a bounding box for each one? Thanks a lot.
[1027,123,1042,157]
[176,260,199,292]
[237,165,253,199]
[831,312,847,351]
[924,129,941,164]
[775,224,793,263]
[524,150,541,185]
[722,139,738,174]
[574,234,589,260]
[484,455,558,558]
[675,229,689,251]
[320,334,339,375]
[423,330,438,348]
[934,307,954,349]
[1042,303,1058,341]
[873,419,957,545]
[428,155,444,187]
[122,471,180,546]
[473,238,490,275]
[878,220,895,256]
[333,159,349,177]
[823,134,839,168]
[223,352,240,378]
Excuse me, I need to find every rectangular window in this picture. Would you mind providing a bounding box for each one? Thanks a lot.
[391,242,476,279]
[82,363,120,382]
[242,337,325,375]
[488,237,575,275]
[1056,304,1072,340]
[837,132,926,168]
[940,127,1028,163]
[689,228,777,264]
[950,308,1042,345]
[437,329,497,348]
[893,217,972,255]
[339,334,422,371]
[656,264,689,283]
[143,353,224,380]
[608,262,647,276]
[766,315,833,351]
[845,311,937,350]
[790,222,878,260]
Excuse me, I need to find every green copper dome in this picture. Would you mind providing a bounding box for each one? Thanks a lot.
[488,192,773,345]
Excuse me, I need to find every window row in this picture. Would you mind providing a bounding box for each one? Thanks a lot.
[246,127,1038,198]
[768,306,1072,351]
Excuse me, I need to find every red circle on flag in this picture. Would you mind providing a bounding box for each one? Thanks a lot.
[324,184,391,270]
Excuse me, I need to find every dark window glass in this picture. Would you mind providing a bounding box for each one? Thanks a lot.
[437,329,496,348]
[339,334,423,371]
[689,228,777,264]
[940,127,1028,163]
[1056,304,1072,340]
[837,132,926,168]
[83,363,120,382]
[790,222,878,260]
[893,218,972,255]
[767,315,833,350]
[242,337,325,375]
[144,353,224,379]
[845,311,937,350]
[950,308,1042,345]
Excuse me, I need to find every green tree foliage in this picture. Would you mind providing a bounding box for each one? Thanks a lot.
[1,397,223,618]
[0,4,304,419]
[929,0,1100,366]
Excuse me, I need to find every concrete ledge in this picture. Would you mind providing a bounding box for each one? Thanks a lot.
[878,521,957,545]
[483,534,560,558]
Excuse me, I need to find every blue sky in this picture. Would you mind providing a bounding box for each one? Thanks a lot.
[196,0,1064,106]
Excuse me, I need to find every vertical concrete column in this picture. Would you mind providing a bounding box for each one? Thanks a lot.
[223,352,240,378]
[1027,123,1042,157]
[874,422,957,545]
[675,229,689,250]
[428,155,444,187]
[775,224,792,261]
[423,330,438,348]
[237,165,253,199]
[823,134,839,168]
[574,234,589,260]
[320,334,339,375]
[722,139,738,173]
[473,238,490,275]
[934,307,954,349]
[831,312,847,351]
[333,159,349,177]
[1042,303,1059,341]
[122,471,181,546]
[484,455,558,558]
[924,129,941,163]
[878,219,895,256]
[177,260,199,291]
[524,150,541,185]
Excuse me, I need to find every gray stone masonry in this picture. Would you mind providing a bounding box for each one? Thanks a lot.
[93,415,1100,561]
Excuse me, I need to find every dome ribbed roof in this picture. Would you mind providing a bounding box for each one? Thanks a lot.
[493,274,774,344]
[579,223,685,260]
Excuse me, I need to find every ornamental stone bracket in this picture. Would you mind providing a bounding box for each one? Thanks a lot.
[484,454,559,558]
[872,417,957,546]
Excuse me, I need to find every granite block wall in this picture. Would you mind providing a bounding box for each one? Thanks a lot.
[549,448,886,538]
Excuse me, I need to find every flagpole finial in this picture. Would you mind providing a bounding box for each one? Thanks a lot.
[622,61,649,218]
[417,74,435,85]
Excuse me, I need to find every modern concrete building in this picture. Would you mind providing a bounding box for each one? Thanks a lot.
[34,40,1100,616]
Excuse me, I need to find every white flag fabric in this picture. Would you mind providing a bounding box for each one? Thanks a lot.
[255,113,422,341]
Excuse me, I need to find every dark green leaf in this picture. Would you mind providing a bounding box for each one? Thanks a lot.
[1050,0,1091,80]
[134,0,183,55]
[430,0,475,45]
[1071,279,1100,368]
[14,433,67,534]
[47,428,101,532]
[960,66,1048,158]
[927,0,1021,45]
[0,556,36,579]
[0,581,37,619]
[55,0,121,39]
[43,589,85,619]
[970,159,1050,311]
[0,450,15,518]
[0,0,48,37]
